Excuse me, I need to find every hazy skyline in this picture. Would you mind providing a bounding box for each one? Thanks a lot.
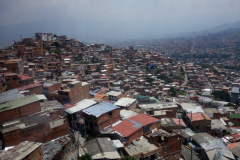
[1,0,240,47]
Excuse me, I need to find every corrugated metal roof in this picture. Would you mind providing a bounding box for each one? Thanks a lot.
[0,141,42,160]
[128,114,159,126]
[83,138,120,159]
[65,99,97,114]
[0,88,25,104]
[200,139,228,151]
[111,119,142,137]
[42,135,71,160]
[82,102,119,117]
[0,95,39,113]
[112,114,158,137]
[18,83,42,91]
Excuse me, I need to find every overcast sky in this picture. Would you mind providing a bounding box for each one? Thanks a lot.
[0,0,240,45]
[1,0,240,25]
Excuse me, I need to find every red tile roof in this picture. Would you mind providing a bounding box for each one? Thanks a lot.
[100,76,109,79]
[227,142,240,149]
[173,118,186,127]
[187,113,205,121]
[111,119,141,137]
[111,114,158,137]
[18,75,33,80]
[128,114,158,126]
[101,88,109,91]
[18,83,42,91]
[231,133,240,139]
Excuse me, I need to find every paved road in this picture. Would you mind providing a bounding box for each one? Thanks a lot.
[180,66,188,87]
[208,82,213,93]
[181,73,188,87]
[63,131,86,160]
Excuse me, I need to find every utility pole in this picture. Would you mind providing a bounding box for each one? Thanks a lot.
[190,137,193,160]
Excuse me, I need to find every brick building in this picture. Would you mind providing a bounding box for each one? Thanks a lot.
[106,91,123,102]
[1,111,69,147]
[4,73,34,90]
[143,126,183,160]
[93,93,109,101]
[43,81,61,98]
[0,141,43,160]
[18,82,43,95]
[0,95,41,123]
[185,112,211,132]
[58,81,90,104]
[0,74,7,93]
[35,32,53,41]
[229,114,240,126]
[4,59,24,74]
[82,102,120,134]
[16,38,44,59]
[111,114,160,146]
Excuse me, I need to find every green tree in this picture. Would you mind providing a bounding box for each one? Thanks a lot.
[120,155,136,160]
[224,103,235,107]
[155,69,160,74]
[51,49,60,54]
[212,91,230,102]
[86,135,93,142]
[157,74,172,84]
[79,153,92,160]
[146,76,154,85]
[95,67,101,73]
[170,86,177,97]
[91,56,97,63]
[85,69,90,75]
[213,70,220,76]
[180,67,185,73]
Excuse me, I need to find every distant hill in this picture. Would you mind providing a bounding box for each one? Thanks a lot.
[203,20,240,33]
[1,19,240,49]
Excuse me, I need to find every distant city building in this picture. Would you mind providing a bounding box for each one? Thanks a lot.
[35,33,53,41]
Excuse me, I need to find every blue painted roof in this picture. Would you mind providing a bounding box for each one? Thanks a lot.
[90,89,100,96]
[82,102,119,117]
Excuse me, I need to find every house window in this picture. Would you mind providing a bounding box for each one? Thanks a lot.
[108,112,112,116]
[196,126,199,129]
[164,146,168,153]
[13,76,18,80]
